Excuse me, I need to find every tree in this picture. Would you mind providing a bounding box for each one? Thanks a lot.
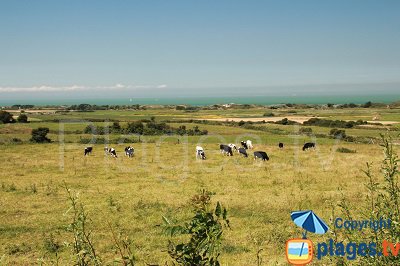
[0,110,15,124]
[126,121,144,135]
[362,101,372,108]
[111,122,121,133]
[17,114,28,123]
[30,127,51,143]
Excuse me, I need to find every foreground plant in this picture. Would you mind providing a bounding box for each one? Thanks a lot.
[335,135,399,265]
[64,184,101,266]
[162,190,230,266]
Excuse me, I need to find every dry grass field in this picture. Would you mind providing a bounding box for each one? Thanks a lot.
[0,107,399,265]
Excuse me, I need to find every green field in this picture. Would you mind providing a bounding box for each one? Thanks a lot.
[0,106,399,265]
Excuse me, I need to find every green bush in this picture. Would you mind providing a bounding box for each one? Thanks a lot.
[263,112,275,117]
[329,128,347,139]
[336,147,356,153]
[274,118,299,125]
[17,114,28,123]
[30,127,51,143]
[0,110,15,124]
[334,136,399,265]
[163,190,230,266]
[299,127,313,135]
[304,118,367,128]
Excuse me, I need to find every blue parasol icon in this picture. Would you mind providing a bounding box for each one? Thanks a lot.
[290,210,329,257]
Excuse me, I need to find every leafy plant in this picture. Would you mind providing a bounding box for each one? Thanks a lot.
[108,222,136,266]
[64,184,101,266]
[162,190,230,266]
[335,135,400,265]
[31,127,51,143]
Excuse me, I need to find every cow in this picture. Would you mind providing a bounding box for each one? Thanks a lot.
[228,143,237,152]
[219,144,228,153]
[240,141,248,149]
[254,151,269,161]
[105,147,118,158]
[109,148,118,158]
[220,144,233,156]
[84,147,93,156]
[196,146,206,160]
[246,140,253,149]
[238,147,248,157]
[279,142,284,149]
[241,140,253,149]
[302,142,316,151]
[125,146,134,158]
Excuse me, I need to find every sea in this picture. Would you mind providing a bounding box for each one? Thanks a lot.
[0,94,399,106]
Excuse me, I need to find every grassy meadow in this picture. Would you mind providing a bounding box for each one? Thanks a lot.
[0,106,399,265]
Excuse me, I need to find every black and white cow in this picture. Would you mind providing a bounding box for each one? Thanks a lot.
[254,151,269,161]
[228,143,237,152]
[220,144,233,156]
[302,142,316,151]
[105,147,118,158]
[238,147,248,157]
[125,146,134,158]
[196,146,206,160]
[84,146,93,156]
[279,142,284,149]
[240,141,248,149]
[241,140,253,149]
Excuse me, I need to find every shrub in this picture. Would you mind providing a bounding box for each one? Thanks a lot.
[17,114,28,123]
[299,127,313,135]
[329,128,347,139]
[0,110,15,124]
[176,105,186,110]
[334,136,399,265]
[274,118,299,125]
[304,118,367,128]
[163,190,230,266]
[263,112,275,117]
[336,147,356,153]
[11,138,23,144]
[64,184,101,265]
[30,127,51,143]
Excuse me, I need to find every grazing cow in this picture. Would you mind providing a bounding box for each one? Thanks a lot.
[228,143,237,151]
[125,146,134,158]
[84,147,93,156]
[254,151,269,161]
[196,146,206,160]
[246,140,253,149]
[279,142,284,149]
[302,142,316,151]
[105,147,118,158]
[240,141,248,149]
[220,144,233,156]
[238,147,248,157]
[109,148,118,158]
[219,144,228,153]
[241,140,253,149]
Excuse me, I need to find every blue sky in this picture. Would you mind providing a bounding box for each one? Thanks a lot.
[0,0,399,101]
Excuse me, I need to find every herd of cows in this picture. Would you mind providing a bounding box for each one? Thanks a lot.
[83,140,316,161]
